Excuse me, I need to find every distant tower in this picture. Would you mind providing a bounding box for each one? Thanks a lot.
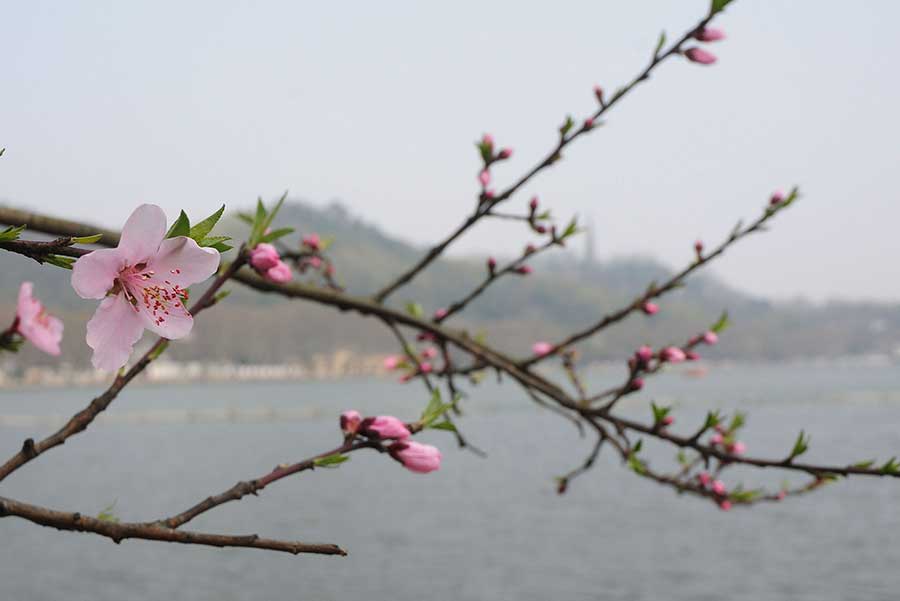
[583,216,597,266]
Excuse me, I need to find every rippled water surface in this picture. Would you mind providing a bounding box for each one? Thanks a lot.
[1,362,899,600]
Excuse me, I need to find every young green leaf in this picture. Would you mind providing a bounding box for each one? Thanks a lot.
[430,421,458,433]
[852,459,876,470]
[0,224,26,242]
[71,233,104,244]
[654,31,667,57]
[405,302,424,319]
[559,115,575,137]
[314,454,350,468]
[189,205,225,242]
[43,255,76,270]
[166,210,191,239]
[710,311,730,334]
[789,430,810,460]
[711,0,734,13]
[260,227,295,244]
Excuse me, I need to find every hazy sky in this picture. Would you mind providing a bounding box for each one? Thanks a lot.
[3,1,899,301]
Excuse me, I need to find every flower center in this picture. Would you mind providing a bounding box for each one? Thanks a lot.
[115,263,191,326]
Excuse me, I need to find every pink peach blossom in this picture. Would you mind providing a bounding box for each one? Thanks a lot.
[487,257,497,271]
[770,189,786,206]
[636,345,654,363]
[249,243,280,271]
[694,240,704,254]
[419,361,433,374]
[516,265,533,275]
[481,133,494,148]
[478,169,491,187]
[712,480,727,496]
[660,346,686,363]
[389,440,442,474]
[532,341,554,356]
[584,117,595,128]
[693,27,726,42]
[71,204,219,371]
[16,282,63,356]
[360,416,411,440]
[661,415,674,426]
[710,433,724,446]
[641,301,659,315]
[593,85,604,103]
[685,47,717,65]
[340,410,362,434]
[702,331,719,345]
[728,441,747,455]
[264,260,292,284]
[776,490,786,501]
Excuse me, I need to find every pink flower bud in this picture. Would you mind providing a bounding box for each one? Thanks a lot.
[628,377,644,391]
[529,196,539,211]
[710,432,724,446]
[593,85,604,104]
[693,27,726,42]
[641,301,659,315]
[636,345,654,363]
[308,256,322,269]
[685,47,717,65]
[478,169,491,187]
[532,341,554,356]
[487,257,497,272]
[712,480,727,496]
[702,331,718,345]
[484,189,495,199]
[498,148,513,159]
[728,441,746,455]
[360,416,411,440]
[776,490,786,501]
[661,415,674,426]
[516,265,533,275]
[694,240,704,255]
[264,260,292,284]
[419,361,433,373]
[433,308,448,320]
[697,472,712,487]
[482,133,494,149]
[340,410,361,434]
[421,347,438,360]
[685,350,700,361]
[525,243,537,254]
[383,355,401,370]
[535,224,547,234]
[769,189,786,206]
[660,346,686,363]
[718,500,732,511]
[249,243,280,271]
[389,441,442,474]
[584,117,595,128]
[417,331,436,342]
[302,233,321,251]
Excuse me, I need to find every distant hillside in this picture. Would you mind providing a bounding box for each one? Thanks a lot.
[2,199,900,367]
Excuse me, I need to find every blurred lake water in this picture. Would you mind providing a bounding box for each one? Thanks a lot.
[1,361,899,600]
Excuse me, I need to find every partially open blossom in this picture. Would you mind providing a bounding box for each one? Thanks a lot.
[693,27,726,42]
[641,301,659,315]
[685,47,717,65]
[728,440,747,455]
[660,346,687,363]
[71,204,220,371]
[478,169,491,187]
[419,361,433,374]
[532,341,554,356]
[264,260,292,284]
[711,480,727,496]
[249,243,280,271]
[433,308,448,320]
[770,189,786,206]
[389,440,442,474]
[719,500,732,511]
[302,233,321,251]
[340,410,362,434]
[636,345,654,364]
[702,331,719,345]
[360,416,411,440]
[498,148,513,159]
[16,282,63,356]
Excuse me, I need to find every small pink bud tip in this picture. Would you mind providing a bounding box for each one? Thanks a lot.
[702,331,719,345]
[641,301,659,315]
[487,257,497,271]
[340,410,362,434]
[776,490,787,501]
[498,148,513,159]
[383,355,401,370]
[694,240,704,254]
[478,169,491,187]
[529,196,539,211]
[302,233,321,251]
[685,47,717,65]
[482,133,494,148]
[421,347,438,360]
[535,225,547,234]
[516,265,533,275]
[769,189,786,206]
[484,189,495,199]
[685,350,700,361]
[660,346,686,363]
[593,85,604,103]
[661,415,674,426]
[697,472,712,487]
[718,500,732,511]
[359,416,411,440]
[728,441,747,455]
[250,242,281,271]
[628,377,644,391]
[389,440,442,474]
[264,260,292,284]
[584,117,595,128]
[693,27,726,42]
[710,432,724,446]
[419,361,433,373]
[433,308,448,320]
[532,341,554,357]
[712,480,727,496]
[636,345,654,363]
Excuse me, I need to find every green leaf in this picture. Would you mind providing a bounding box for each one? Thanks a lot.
[405,302,424,319]
[559,115,574,137]
[248,198,268,246]
[561,216,579,239]
[430,421,458,433]
[260,191,288,236]
[654,31,667,57]
[627,453,646,475]
[260,227,295,244]
[676,450,688,465]
[852,459,875,470]
[710,311,731,334]
[789,430,810,460]
[189,204,225,242]
[314,454,350,468]
[71,233,103,244]
[711,0,734,14]
[651,402,670,424]
[96,501,120,523]
[420,389,454,427]
[0,224,26,242]
[702,410,721,431]
[880,457,900,475]
[632,439,643,454]
[237,212,255,225]
[727,411,746,433]
[318,235,335,252]
[43,255,76,270]
[729,488,761,503]
[165,210,191,239]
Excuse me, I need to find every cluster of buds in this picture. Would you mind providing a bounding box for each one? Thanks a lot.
[697,471,732,510]
[382,346,439,381]
[339,410,441,473]
[709,424,747,457]
[684,26,726,65]
[476,134,513,202]
[249,243,292,284]
[527,196,554,237]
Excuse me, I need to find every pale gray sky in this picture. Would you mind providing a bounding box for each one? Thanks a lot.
[3,1,899,301]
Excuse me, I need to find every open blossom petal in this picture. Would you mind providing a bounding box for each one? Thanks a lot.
[86,295,145,371]
[149,237,220,288]
[16,282,63,356]
[117,204,167,264]
[71,248,126,299]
